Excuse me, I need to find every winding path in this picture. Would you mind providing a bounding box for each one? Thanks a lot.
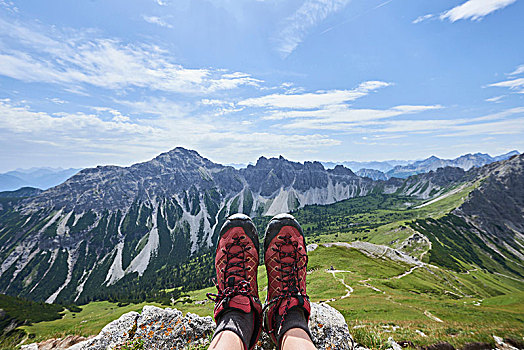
[325,270,354,301]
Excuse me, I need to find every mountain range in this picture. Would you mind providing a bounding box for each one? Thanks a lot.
[0,168,80,192]
[384,150,519,179]
[0,152,517,192]
[0,147,522,305]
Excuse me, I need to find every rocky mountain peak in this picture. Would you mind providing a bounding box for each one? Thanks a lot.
[330,164,356,176]
[148,147,219,170]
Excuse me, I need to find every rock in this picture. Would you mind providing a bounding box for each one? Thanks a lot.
[21,335,93,350]
[493,335,520,350]
[56,302,355,350]
[68,311,141,350]
[387,337,403,350]
[421,343,455,350]
[461,343,492,350]
[306,302,354,350]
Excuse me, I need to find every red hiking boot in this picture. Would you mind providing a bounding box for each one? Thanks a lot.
[207,213,262,349]
[263,213,311,347]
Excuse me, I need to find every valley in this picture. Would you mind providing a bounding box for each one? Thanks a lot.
[0,149,522,349]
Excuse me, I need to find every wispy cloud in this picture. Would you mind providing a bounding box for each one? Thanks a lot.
[360,107,524,136]
[274,105,443,130]
[441,0,517,22]
[0,0,18,13]
[412,14,434,24]
[485,95,504,103]
[509,64,524,76]
[0,98,340,165]
[414,0,516,24]
[239,81,390,109]
[0,99,159,139]
[488,64,524,94]
[488,78,524,93]
[142,15,173,28]
[275,0,351,58]
[0,18,261,94]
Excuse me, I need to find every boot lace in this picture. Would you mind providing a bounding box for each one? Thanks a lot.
[264,234,309,336]
[207,235,253,305]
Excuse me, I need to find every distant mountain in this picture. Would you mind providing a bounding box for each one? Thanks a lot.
[411,153,524,277]
[356,168,388,181]
[386,151,519,179]
[0,147,520,304]
[0,187,43,198]
[0,148,389,303]
[322,160,410,172]
[0,167,80,191]
[0,148,454,304]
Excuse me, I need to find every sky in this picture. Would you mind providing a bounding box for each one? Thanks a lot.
[0,0,523,171]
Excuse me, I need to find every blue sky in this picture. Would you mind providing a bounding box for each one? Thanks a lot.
[0,0,523,171]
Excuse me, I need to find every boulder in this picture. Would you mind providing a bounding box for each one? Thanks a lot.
[57,302,355,350]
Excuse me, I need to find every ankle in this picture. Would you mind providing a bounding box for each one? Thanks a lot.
[276,306,313,348]
[214,309,255,350]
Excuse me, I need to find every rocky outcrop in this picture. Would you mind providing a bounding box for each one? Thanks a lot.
[43,302,355,350]
[21,335,93,350]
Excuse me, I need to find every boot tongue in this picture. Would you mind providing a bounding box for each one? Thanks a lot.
[229,295,252,313]
[278,297,300,314]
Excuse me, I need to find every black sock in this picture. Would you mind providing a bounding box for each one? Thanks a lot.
[213,309,255,350]
[276,306,313,349]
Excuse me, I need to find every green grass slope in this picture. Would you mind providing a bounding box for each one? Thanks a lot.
[11,181,524,349]
[18,244,523,349]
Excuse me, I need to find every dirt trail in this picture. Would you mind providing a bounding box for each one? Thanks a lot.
[326,270,354,301]
[392,265,421,279]
[424,310,444,322]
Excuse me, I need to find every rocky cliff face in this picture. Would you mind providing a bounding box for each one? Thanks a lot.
[0,148,479,303]
[454,154,524,261]
[408,154,524,278]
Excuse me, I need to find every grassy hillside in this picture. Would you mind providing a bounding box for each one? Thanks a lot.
[11,182,524,349]
[19,245,523,349]
[0,294,65,349]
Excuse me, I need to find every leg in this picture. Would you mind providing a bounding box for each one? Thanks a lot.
[208,330,244,350]
[263,214,317,349]
[281,328,317,350]
[206,214,263,350]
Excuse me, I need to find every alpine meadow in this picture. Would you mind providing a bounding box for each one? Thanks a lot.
[0,0,523,349]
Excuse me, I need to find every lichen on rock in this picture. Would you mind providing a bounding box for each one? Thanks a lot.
[57,302,354,350]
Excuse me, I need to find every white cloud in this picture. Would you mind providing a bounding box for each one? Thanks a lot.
[275,0,351,57]
[509,64,524,76]
[0,99,341,166]
[0,100,159,138]
[276,105,443,130]
[142,15,173,28]
[49,98,67,104]
[485,95,504,103]
[358,107,524,136]
[0,18,261,94]
[486,64,524,94]
[0,0,18,13]
[239,81,390,109]
[440,0,517,22]
[154,0,168,5]
[488,77,524,93]
[412,14,434,24]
